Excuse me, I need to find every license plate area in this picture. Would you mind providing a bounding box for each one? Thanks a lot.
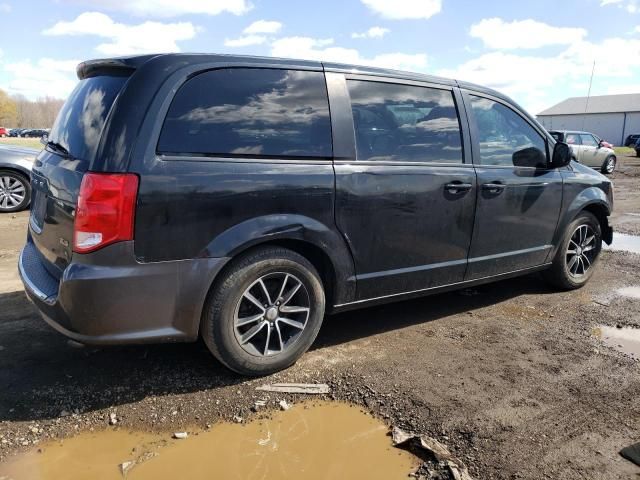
[29,174,48,233]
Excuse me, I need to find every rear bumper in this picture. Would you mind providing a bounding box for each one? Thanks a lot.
[19,237,228,345]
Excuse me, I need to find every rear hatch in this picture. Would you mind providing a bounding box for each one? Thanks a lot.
[29,74,128,277]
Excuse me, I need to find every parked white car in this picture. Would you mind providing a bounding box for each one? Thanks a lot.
[549,130,616,174]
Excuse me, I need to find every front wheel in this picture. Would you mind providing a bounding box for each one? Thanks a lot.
[543,211,602,290]
[601,156,616,174]
[0,171,31,213]
[202,246,325,376]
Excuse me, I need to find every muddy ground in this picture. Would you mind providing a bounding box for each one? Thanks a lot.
[1,153,639,479]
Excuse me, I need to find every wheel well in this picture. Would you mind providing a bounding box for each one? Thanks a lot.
[0,167,29,180]
[202,239,337,322]
[582,203,610,240]
[260,239,336,307]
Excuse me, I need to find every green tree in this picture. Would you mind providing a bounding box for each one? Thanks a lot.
[0,89,18,127]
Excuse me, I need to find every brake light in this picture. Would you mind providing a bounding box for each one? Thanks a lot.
[73,173,139,253]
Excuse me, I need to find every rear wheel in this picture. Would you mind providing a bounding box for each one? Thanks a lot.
[543,211,602,290]
[202,246,325,376]
[0,170,30,213]
[601,156,616,174]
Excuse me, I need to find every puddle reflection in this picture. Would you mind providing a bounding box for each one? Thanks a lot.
[593,325,640,360]
[0,401,418,480]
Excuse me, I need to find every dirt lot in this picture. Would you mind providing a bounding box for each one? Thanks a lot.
[0,153,639,479]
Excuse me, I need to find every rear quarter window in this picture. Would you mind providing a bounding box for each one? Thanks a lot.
[157,68,332,159]
[48,75,127,165]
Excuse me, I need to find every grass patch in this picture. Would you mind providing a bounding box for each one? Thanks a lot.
[0,137,43,150]
[614,146,635,156]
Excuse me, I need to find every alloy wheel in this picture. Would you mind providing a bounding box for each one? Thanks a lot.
[233,272,311,357]
[566,224,598,278]
[0,176,26,210]
[605,158,615,173]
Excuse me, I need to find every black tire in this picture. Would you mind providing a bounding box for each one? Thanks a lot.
[202,246,325,376]
[0,170,31,213]
[543,211,602,290]
[601,155,616,174]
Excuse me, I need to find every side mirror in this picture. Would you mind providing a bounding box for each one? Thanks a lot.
[512,146,547,169]
[40,133,48,146]
[550,142,571,169]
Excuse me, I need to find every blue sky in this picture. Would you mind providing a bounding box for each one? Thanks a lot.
[1,0,640,114]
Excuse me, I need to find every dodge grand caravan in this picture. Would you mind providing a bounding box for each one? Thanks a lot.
[19,54,614,375]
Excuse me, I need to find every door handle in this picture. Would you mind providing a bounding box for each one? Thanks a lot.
[444,182,473,194]
[481,182,506,194]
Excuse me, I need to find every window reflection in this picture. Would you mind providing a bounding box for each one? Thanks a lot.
[158,69,332,158]
[470,96,546,167]
[347,80,463,163]
[48,76,126,164]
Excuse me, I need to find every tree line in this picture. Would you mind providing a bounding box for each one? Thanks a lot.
[0,88,65,129]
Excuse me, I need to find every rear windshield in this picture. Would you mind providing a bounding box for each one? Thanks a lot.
[48,75,127,164]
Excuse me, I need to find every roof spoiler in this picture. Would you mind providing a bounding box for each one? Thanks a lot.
[76,55,160,80]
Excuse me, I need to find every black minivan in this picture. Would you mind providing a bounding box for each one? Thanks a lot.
[19,54,613,375]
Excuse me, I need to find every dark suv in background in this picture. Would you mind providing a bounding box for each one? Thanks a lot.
[19,54,613,375]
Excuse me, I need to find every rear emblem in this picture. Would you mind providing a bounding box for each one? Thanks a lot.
[59,238,69,247]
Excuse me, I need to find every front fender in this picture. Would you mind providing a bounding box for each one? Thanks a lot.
[203,214,356,306]
[549,185,612,260]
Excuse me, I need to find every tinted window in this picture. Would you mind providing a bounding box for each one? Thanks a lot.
[565,133,581,145]
[48,75,127,164]
[347,80,463,163]
[470,96,547,167]
[580,134,598,147]
[158,68,332,158]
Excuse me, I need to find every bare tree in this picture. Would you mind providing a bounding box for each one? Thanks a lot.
[10,94,65,128]
[0,89,18,127]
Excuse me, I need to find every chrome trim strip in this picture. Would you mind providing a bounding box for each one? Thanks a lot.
[467,245,552,263]
[334,263,552,308]
[353,258,467,281]
[18,247,55,305]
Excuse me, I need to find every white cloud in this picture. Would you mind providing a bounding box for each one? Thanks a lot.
[224,20,282,48]
[243,20,282,34]
[0,3,11,12]
[224,35,266,47]
[43,12,197,55]
[270,36,427,71]
[2,58,79,99]
[470,18,587,50]
[607,83,640,94]
[360,0,441,19]
[352,26,390,39]
[601,0,638,13]
[73,0,251,17]
[438,36,640,114]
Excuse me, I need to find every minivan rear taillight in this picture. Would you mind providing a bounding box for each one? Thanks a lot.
[73,173,139,253]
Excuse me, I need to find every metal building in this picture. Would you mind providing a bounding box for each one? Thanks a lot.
[537,93,640,146]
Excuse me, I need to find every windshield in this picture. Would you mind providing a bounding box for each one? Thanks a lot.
[48,75,128,164]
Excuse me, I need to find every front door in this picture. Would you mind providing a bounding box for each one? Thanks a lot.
[564,132,583,162]
[333,77,476,300]
[579,133,606,168]
[463,93,563,280]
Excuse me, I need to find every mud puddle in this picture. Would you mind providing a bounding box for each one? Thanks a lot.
[0,401,418,480]
[617,286,640,300]
[605,233,640,255]
[593,325,640,360]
